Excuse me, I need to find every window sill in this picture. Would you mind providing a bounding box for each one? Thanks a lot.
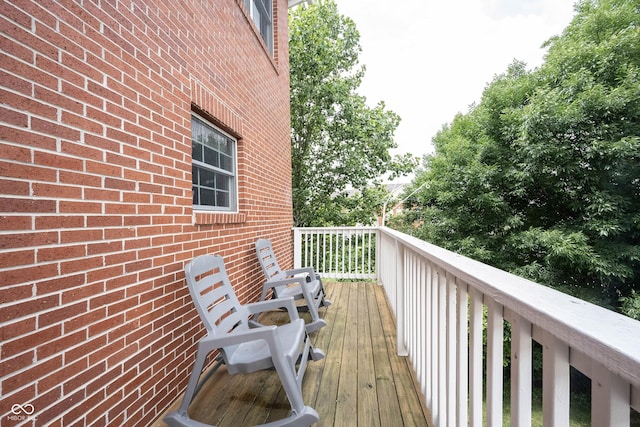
[194,211,247,225]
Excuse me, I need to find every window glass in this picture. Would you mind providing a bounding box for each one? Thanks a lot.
[244,0,273,53]
[191,115,237,211]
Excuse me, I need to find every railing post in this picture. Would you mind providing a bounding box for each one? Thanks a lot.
[396,239,407,356]
[293,227,301,270]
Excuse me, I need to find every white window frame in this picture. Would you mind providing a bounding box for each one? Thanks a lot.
[191,114,238,212]
[244,0,273,53]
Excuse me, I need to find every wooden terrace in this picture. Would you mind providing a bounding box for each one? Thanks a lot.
[154,281,431,427]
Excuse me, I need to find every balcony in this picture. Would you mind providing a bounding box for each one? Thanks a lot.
[157,227,640,426]
[155,280,430,426]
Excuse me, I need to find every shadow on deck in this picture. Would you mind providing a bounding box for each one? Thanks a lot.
[153,282,432,426]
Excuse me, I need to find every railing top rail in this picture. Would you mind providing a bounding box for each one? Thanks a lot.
[379,226,640,388]
[294,226,378,232]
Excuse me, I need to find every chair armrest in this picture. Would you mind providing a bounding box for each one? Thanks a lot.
[264,276,318,311]
[283,267,316,277]
[245,297,299,322]
[262,276,309,293]
[260,276,308,301]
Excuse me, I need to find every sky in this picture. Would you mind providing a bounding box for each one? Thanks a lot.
[333,0,578,159]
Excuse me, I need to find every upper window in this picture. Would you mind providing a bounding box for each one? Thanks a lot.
[244,0,273,53]
[191,115,237,212]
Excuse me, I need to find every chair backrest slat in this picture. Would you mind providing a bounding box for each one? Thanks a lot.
[255,238,285,281]
[185,254,248,336]
[196,279,226,308]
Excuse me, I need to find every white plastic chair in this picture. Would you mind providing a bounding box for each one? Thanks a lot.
[164,254,324,427]
[254,238,331,333]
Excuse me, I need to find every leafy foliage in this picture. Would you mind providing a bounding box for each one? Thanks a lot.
[393,0,640,316]
[289,0,416,227]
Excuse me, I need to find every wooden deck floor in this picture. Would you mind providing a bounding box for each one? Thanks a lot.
[153,282,432,427]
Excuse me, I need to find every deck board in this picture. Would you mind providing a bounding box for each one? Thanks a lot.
[152,282,432,427]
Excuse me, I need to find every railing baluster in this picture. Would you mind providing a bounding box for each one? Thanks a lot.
[592,362,630,426]
[425,260,433,409]
[469,289,483,427]
[486,299,504,427]
[438,267,447,426]
[511,314,532,427]
[418,258,426,404]
[322,231,326,274]
[456,280,469,427]
[367,231,372,275]
[542,331,570,427]
[446,272,457,426]
[396,239,407,355]
[431,263,440,425]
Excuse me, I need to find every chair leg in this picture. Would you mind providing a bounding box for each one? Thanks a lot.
[271,352,306,415]
[164,345,211,427]
[316,275,331,307]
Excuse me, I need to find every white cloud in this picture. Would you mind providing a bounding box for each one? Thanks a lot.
[333,0,576,157]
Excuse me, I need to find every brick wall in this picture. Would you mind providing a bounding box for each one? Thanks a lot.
[0,0,294,425]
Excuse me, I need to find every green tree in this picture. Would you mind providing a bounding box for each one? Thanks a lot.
[396,0,640,317]
[289,0,415,227]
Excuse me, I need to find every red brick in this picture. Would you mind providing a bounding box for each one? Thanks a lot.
[0,352,34,377]
[0,127,56,154]
[31,117,81,141]
[61,281,103,303]
[0,105,29,128]
[35,215,85,230]
[0,316,36,342]
[0,178,31,196]
[58,169,103,187]
[61,388,105,426]
[59,200,103,214]
[64,336,107,363]
[0,1,31,28]
[36,54,84,88]
[39,301,87,327]
[61,51,103,83]
[33,182,83,199]
[0,197,56,213]
[86,265,124,285]
[0,294,58,322]
[0,249,34,268]
[38,388,85,426]
[37,329,87,360]
[1,262,59,286]
[2,325,62,358]
[35,274,84,297]
[89,289,125,310]
[61,110,104,134]
[38,358,87,395]
[88,314,125,338]
[85,363,121,396]
[0,215,32,231]
[1,51,56,89]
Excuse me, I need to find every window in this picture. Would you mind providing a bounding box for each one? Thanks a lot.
[244,0,273,53]
[192,115,237,212]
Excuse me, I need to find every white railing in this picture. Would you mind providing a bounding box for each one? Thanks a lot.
[293,227,377,280]
[294,226,640,426]
[378,226,640,427]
